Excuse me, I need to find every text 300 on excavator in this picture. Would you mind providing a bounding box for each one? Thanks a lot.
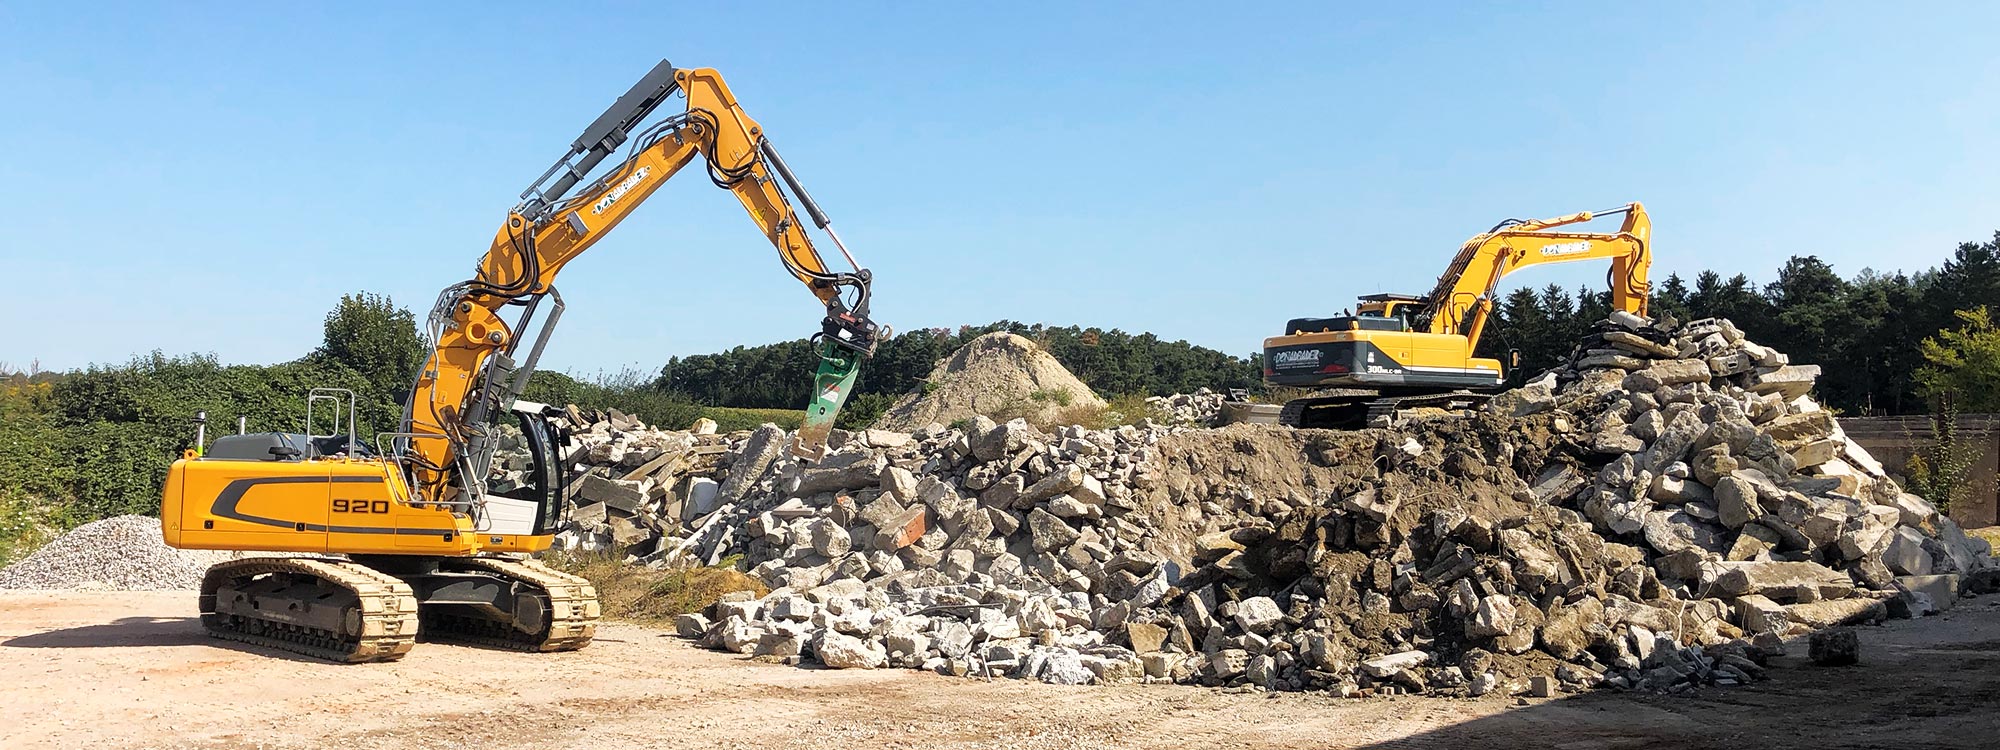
[157,59,885,662]
[1263,203,1651,428]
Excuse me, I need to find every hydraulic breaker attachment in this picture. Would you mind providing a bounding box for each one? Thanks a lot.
[793,337,863,459]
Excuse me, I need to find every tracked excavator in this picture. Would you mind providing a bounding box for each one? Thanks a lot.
[158,59,885,662]
[1264,203,1651,428]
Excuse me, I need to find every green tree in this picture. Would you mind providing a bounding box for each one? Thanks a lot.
[315,292,425,399]
[1764,256,1852,401]
[1651,273,1693,322]
[1916,306,2000,412]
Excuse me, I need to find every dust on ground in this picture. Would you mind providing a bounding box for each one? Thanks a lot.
[4,590,1996,750]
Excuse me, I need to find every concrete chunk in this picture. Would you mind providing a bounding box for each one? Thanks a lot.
[1784,597,1886,628]
[575,475,646,514]
[1711,561,1853,601]
[1750,365,1821,399]
[1361,650,1429,678]
[871,506,929,551]
[1233,596,1284,634]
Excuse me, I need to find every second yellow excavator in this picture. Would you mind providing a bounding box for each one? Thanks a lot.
[157,59,884,662]
[1263,203,1651,427]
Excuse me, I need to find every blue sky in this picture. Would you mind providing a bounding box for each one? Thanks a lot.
[4,2,1997,376]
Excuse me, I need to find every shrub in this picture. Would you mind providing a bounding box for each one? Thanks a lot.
[834,392,894,430]
[701,407,804,433]
[0,488,58,567]
[524,368,704,429]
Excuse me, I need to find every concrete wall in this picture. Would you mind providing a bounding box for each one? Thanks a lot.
[1840,414,2000,528]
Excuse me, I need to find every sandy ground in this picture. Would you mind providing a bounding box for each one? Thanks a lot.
[3,591,1998,750]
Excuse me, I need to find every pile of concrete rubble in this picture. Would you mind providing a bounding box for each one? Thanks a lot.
[546,314,1993,698]
[526,406,732,556]
[1144,387,1227,426]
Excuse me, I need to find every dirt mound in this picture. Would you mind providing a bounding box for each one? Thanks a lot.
[873,332,1105,431]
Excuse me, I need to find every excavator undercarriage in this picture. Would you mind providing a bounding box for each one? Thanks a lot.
[1277,389,1492,430]
[198,556,597,663]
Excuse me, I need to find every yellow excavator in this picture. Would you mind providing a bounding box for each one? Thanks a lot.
[1264,203,1650,428]
[158,59,884,662]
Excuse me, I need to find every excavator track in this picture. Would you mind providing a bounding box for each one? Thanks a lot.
[198,557,419,663]
[1280,390,1491,429]
[1364,390,1490,423]
[417,557,599,652]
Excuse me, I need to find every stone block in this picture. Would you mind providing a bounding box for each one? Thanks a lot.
[871,506,929,551]
[576,475,646,514]
[1750,365,1822,399]
[1126,621,1168,654]
[1784,598,1885,629]
[1711,561,1853,601]
[1233,596,1284,633]
[1895,574,1960,613]
[1360,650,1428,678]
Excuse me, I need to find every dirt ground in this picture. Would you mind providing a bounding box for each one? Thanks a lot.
[3,591,1997,750]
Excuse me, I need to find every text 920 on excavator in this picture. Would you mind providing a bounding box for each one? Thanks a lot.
[1264,203,1651,428]
[156,58,884,662]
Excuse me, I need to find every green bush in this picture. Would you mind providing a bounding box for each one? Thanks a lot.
[523,368,704,429]
[0,487,58,567]
[315,292,426,399]
[834,392,894,430]
[702,407,804,433]
[2,351,389,524]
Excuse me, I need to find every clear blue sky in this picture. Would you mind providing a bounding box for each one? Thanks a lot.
[4,3,1998,376]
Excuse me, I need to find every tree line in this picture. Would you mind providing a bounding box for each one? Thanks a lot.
[655,322,1264,427]
[7,231,2000,545]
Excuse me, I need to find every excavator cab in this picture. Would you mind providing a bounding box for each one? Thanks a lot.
[1283,294,1426,337]
[478,401,569,539]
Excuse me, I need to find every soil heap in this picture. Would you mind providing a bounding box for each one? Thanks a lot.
[872,332,1104,432]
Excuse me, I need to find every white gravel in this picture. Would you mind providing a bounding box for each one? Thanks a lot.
[0,515,240,591]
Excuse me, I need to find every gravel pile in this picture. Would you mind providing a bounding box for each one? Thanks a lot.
[0,515,239,591]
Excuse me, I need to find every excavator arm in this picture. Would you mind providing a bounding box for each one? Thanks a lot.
[403,60,882,509]
[1416,202,1651,352]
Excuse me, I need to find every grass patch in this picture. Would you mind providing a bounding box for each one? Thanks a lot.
[1027,388,1075,406]
[549,553,768,625]
[700,407,804,433]
[997,392,1164,431]
[1968,526,2000,558]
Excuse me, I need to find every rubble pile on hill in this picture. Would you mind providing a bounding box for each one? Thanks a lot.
[1145,388,1228,426]
[548,314,1994,698]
